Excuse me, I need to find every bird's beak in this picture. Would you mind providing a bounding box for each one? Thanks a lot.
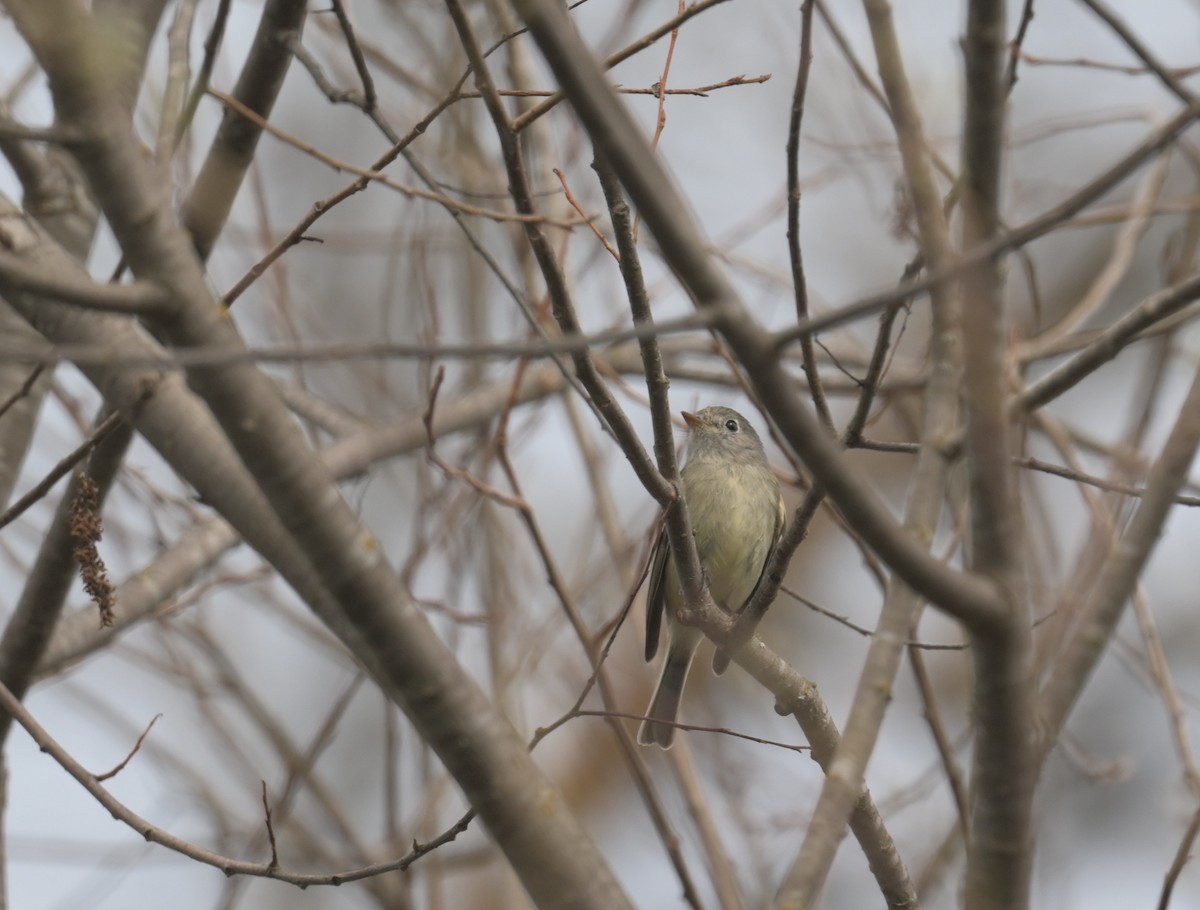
[682,411,702,429]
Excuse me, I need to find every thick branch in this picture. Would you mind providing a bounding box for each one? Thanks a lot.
[180,0,308,260]
[958,4,1035,908]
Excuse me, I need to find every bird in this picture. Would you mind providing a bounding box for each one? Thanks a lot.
[637,406,785,748]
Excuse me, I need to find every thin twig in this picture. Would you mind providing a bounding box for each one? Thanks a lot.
[1004,0,1037,90]
[510,0,737,132]
[553,167,618,260]
[908,647,972,842]
[0,362,44,421]
[0,411,124,532]
[207,89,573,226]
[95,714,162,782]
[0,313,717,369]
[772,96,1200,352]
[261,781,280,869]
[329,0,376,111]
[1158,804,1200,910]
[1075,0,1196,103]
[574,710,809,752]
[787,0,833,433]
[0,674,476,885]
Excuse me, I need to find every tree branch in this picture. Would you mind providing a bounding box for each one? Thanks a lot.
[1038,360,1200,754]
[958,3,1035,907]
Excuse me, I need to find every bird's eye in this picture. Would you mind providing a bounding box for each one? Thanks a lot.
[724,418,739,433]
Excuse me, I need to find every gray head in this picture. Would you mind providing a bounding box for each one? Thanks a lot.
[682,406,769,463]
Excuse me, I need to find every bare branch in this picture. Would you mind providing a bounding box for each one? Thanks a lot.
[0,249,169,314]
[0,410,124,533]
[94,714,161,782]
[1039,361,1200,750]
[180,0,308,261]
[1076,0,1196,104]
[0,671,476,885]
[957,3,1036,907]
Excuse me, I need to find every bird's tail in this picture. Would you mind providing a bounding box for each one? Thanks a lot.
[637,645,696,749]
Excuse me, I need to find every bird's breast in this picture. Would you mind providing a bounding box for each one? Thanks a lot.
[681,459,779,610]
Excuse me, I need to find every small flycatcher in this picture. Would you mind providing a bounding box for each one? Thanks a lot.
[638,406,785,748]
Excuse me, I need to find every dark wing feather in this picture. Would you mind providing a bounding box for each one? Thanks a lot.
[643,525,670,662]
[739,490,787,613]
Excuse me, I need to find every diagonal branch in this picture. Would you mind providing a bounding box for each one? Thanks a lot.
[1038,360,1200,754]
[180,0,308,261]
[0,672,475,885]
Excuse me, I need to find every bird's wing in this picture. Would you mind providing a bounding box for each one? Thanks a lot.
[772,490,786,554]
[740,489,787,613]
[643,522,671,662]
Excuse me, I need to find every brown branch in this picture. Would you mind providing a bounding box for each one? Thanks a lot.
[1039,360,1200,751]
[1004,0,1037,90]
[1015,455,1200,506]
[772,95,1200,351]
[329,0,375,112]
[1019,152,1171,360]
[0,249,169,314]
[445,0,673,513]
[775,0,968,896]
[573,710,808,752]
[0,362,44,421]
[1075,0,1196,104]
[0,119,81,143]
[1131,588,1200,796]
[1,311,716,369]
[492,431,709,910]
[648,0,683,156]
[958,3,1034,906]
[783,586,967,650]
[437,73,774,100]
[510,0,737,132]
[0,410,124,533]
[908,646,972,842]
[261,781,280,869]
[553,167,618,260]
[207,88,576,226]
[156,0,199,165]
[1013,48,1200,80]
[180,0,308,261]
[787,0,833,433]
[423,367,528,511]
[174,0,232,149]
[0,670,476,884]
[1158,804,1200,910]
[94,713,161,782]
[1019,272,1200,413]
